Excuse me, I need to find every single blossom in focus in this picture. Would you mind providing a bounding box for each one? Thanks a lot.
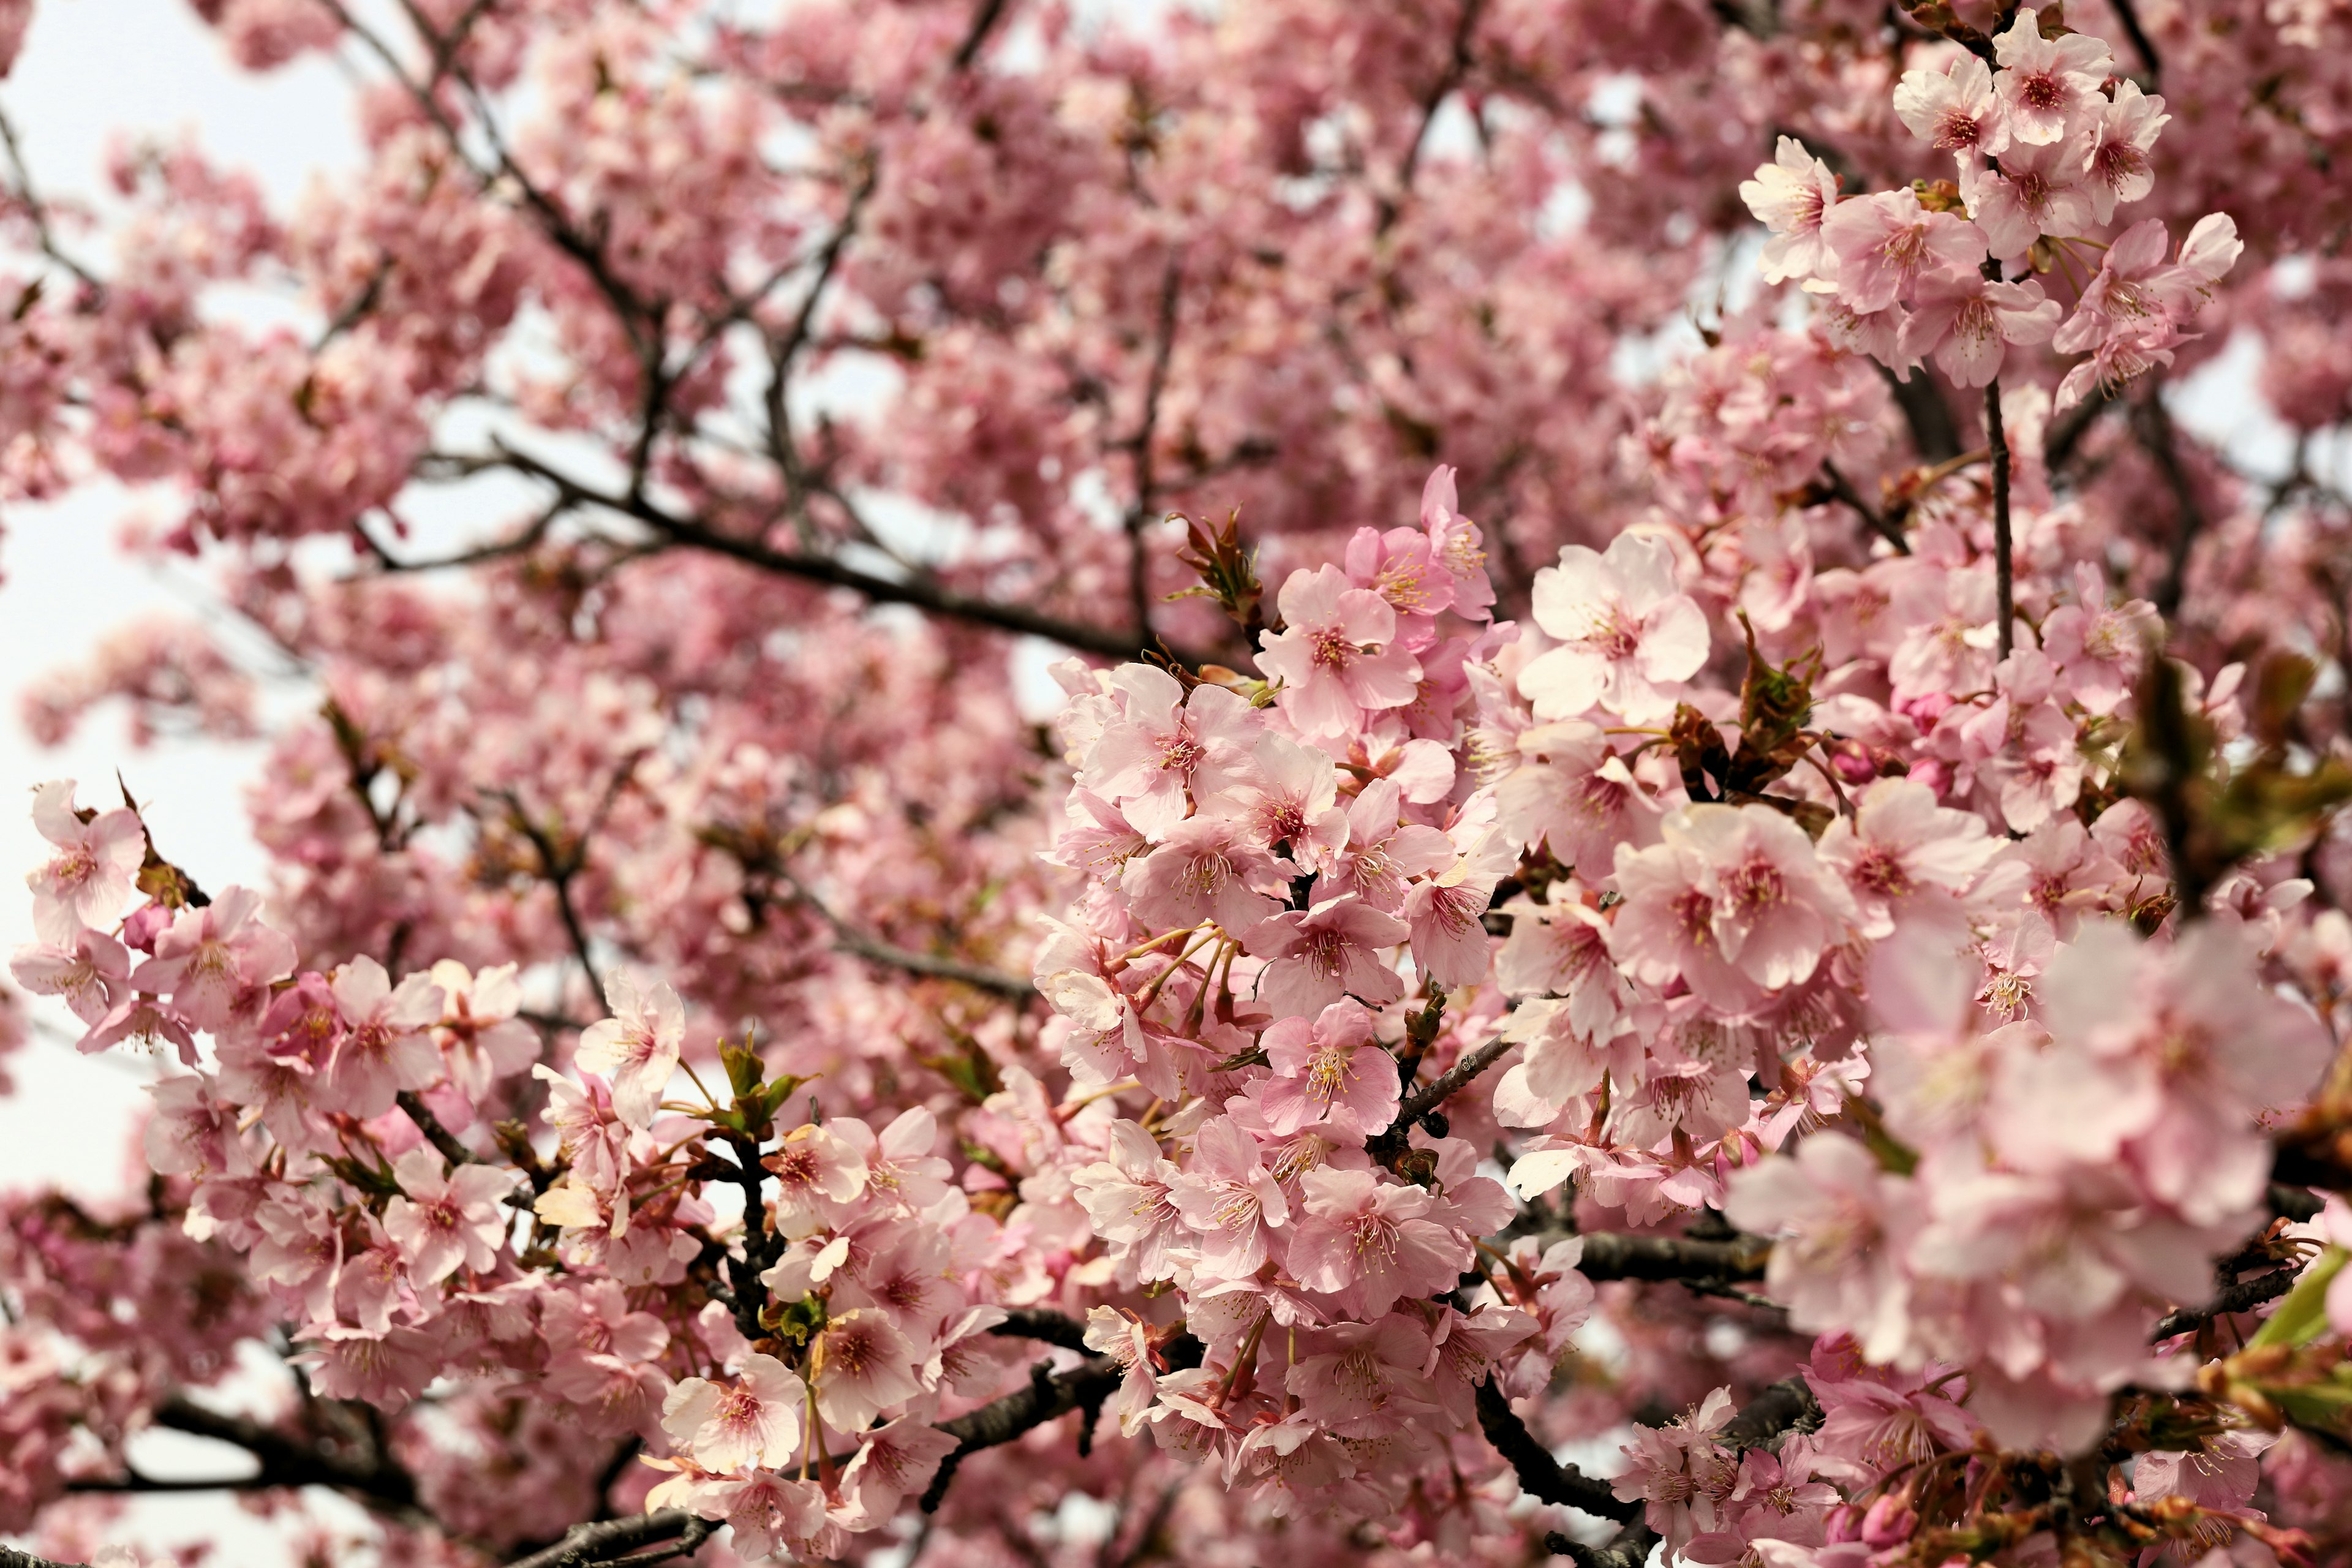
[662,1352,807,1472]
[1891,55,2007,160]
[26,778,145,944]
[1740,136,1841,286]
[576,970,687,1128]
[1256,565,1422,737]
[1256,997,1400,1136]
[1990,7,2112,145]
[1820,190,1985,314]
[1519,532,1709,724]
[383,1148,518,1283]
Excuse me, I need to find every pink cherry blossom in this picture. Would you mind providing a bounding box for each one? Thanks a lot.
[1820,191,1986,315]
[1892,55,2008,160]
[1739,137,1841,286]
[1990,7,2113,145]
[383,1150,516,1284]
[1519,532,1710,724]
[1256,998,1400,1136]
[25,780,145,944]
[661,1352,806,1472]
[1287,1164,1467,1316]
[575,970,685,1128]
[1255,565,1422,738]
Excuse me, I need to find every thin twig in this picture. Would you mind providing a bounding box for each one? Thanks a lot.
[494,788,614,1013]
[1984,377,2015,660]
[2135,391,2206,619]
[2106,0,2162,83]
[1820,459,1909,556]
[1118,254,1186,644]
[778,868,1036,1000]
[2150,1267,2301,1342]
[0,103,104,292]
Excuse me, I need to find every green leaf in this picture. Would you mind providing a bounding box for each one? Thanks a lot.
[2248,1247,2346,1351]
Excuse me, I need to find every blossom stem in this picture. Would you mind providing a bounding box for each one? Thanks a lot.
[1118,925,1202,963]
[1131,929,1220,1012]
[1212,1310,1273,1409]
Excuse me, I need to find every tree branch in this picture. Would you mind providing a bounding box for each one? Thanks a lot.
[495,787,613,1014]
[1,1549,88,1568]
[1820,460,1909,555]
[1877,362,1962,464]
[1118,254,1185,645]
[2150,1267,2302,1342]
[0,104,105,293]
[487,440,1204,665]
[949,0,1012,72]
[1572,1229,1773,1286]
[1984,377,2015,661]
[2106,0,2161,83]
[2041,383,2113,475]
[921,1356,1117,1510]
[506,1512,709,1568]
[398,1090,480,1167]
[1367,1033,1513,1167]
[778,867,1036,1001]
[989,1306,1098,1352]
[1545,1523,1661,1568]
[2134,392,2206,619]
[1716,1376,1822,1450]
[1474,1377,1642,1523]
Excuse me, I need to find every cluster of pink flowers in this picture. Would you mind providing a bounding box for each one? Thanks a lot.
[7,779,1041,1557]
[1034,469,1539,1512]
[1744,8,2237,409]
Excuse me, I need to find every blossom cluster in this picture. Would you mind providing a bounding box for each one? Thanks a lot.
[1743,7,2238,409]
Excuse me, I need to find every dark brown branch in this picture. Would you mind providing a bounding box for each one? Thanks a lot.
[1717,1376,1823,1450]
[65,1469,265,1494]
[2150,1267,2302,1342]
[1573,1230,1773,1285]
[2134,393,2206,619]
[398,1090,479,1167]
[1984,377,2015,660]
[1820,459,1910,555]
[921,1355,1119,1510]
[1388,0,1487,216]
[1368,1033,1513,1167]
[1545,1523,1661,1568]
[2041,384,2113,475]
[1474,1377,1642,1523]
[1402,1033,1512,1125]
[495,787,612,1013]
[1119,255,1185,644]
[780,869,1036,1000]
[1,1549,88,1568]
[488,440,1203,666]
[990,1306,1098,1352]
[0,104,104,293]
[2106,0,2162,82]
[949,0,1012,72]
[506,1512,705,1568]
[1877,361,1962,464]
[134,1392,428,1525]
